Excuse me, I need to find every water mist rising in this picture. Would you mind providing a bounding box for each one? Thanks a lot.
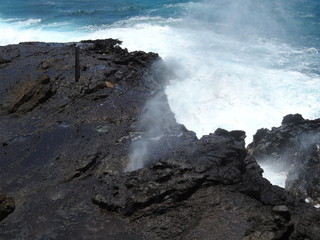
[3,0,319,176]
[86,0,319,145]
[92,0,320,176]
[254,131,320,188]
[164,0,320,144]
[126,93,183,171]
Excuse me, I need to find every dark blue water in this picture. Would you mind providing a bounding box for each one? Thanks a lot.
[1,0,319,51]
[0,0,319,145]
[0,0,188,31]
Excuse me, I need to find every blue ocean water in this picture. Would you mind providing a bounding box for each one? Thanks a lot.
[0,0,320,145]
[0,0,189,33]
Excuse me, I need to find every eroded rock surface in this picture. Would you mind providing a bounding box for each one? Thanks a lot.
[248,114,320,204]
[0,39,162,239]
[0,194,15,222]
[1,41,320,239]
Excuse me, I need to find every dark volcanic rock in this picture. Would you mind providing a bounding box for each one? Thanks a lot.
[0,39,162,239]
[93,130,247,217]
[0,194,15,222]
[248,114,320,204]
[2,75,53,114]
[92,127,319,240]
[1,41,320,239]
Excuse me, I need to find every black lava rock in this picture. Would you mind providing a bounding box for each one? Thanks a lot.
[1,41,320,240]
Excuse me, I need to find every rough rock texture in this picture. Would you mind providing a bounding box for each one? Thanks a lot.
[0,194,15,222]
[1,40,320,239]
[248,114,320,204]
[92,127,320,240]
[0,39,163,239]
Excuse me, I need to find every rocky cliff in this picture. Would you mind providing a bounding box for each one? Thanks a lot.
[0,39,320,240]
[248,114,320,206]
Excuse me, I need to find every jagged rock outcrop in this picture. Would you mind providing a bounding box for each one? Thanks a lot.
[1,41,320,239]
[91,126,320,240]
[248,114,320,204]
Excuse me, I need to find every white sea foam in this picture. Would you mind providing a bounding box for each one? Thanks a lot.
[0,20,82,45]
[259,162,287,187]
[1,17,43,26]
[2,11,318,145]
[164,3,192,9]
[1,1,319,181]
[16,18,42,26]
[83,21,320,144]
[82,16,181,31]
[1,18,21,22]
[85,17,320,177]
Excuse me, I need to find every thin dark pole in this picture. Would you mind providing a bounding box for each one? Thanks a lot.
[75,45,80,82]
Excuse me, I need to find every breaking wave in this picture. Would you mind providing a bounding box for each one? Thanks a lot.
[1,0,319,146]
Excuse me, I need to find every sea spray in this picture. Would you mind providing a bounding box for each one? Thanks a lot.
[1,0,320,184]
[259,162,287,188]
[84,1,320,146]
[126,93,183,171]
[0,20,82,45]
[257,132,320,189]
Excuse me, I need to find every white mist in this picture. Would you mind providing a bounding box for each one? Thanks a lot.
[2,0,319,182]
[259,162,287,187]
[85,1,319,146]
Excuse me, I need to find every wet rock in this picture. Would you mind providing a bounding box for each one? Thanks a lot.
[0,41,320,239]
[248,114,320,203]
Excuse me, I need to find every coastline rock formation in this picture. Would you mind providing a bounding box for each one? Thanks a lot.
[248,114,320,205]
[1,39,320,239]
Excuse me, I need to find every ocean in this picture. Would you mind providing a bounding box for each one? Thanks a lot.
[1,0,320,145]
